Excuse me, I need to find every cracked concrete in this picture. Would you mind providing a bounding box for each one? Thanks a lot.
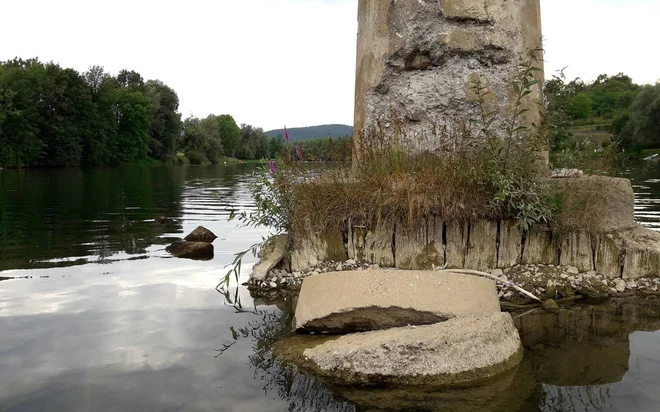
[354,0,544,160]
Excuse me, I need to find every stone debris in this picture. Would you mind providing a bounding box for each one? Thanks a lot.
[248,258,660,302]
[303,312,522,385]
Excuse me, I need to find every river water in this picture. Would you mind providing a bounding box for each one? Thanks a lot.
[0,162,659,412]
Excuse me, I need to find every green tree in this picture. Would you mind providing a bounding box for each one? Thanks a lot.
[0,59,45,167]
[269,135,284,158]
[217,114,241,157]
[36,64,94,166]
[144,80,182,161]
[116,69,145,91]
[200,115,223,162]
[587,73,639,117]
[565,93,593,120]
[110,89,152,163]
[621,83,660,150]
[82,68,115,166]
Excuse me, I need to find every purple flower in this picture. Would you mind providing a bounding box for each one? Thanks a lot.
[296,145,303,161]
[284,126,289,143]
[268,160,276,174]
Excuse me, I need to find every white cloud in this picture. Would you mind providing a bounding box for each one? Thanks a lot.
[542,0,660,85]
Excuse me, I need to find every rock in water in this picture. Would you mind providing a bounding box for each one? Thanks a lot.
[303,313,522,385]
[184,226,218,243]
[294,270,500,333]
[251,235,289,282]
[166,241,214,261]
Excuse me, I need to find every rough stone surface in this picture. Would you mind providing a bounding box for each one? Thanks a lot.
[303,312,522,385]
[251,235,288,282]
[294,270,500,333]
[184,226,218,243]
[166,241,214,261]
[552,176,635,233]
[354,0,545,162]
[291,226,347,272]
[622,226,660,279]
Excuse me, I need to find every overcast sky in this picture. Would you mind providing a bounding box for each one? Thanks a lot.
[1,0,658,131]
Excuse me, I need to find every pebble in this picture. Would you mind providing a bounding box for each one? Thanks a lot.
[614,279,626,293]
[345,259,357,265]
[567,266,579,274]
[490,269,504,276]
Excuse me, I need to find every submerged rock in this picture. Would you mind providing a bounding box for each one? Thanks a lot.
[303,313,523,385]
[294,270,500,333]
[184,226,217,243]
[166,241,214,260]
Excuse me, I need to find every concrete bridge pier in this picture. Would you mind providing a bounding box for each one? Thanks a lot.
[353,0,546,163]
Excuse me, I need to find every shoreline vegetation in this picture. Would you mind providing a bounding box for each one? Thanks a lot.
[546,71,660,166]
[0,58,351,170]
[1,58,658,170]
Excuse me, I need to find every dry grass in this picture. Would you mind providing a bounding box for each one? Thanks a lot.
[283,143,549,236]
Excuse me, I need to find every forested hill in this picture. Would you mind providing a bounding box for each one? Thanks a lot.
[265,124,353,141]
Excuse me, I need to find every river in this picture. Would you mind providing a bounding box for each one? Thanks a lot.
[0,162,659,412]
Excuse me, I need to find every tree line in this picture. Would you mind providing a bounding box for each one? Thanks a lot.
[545,72,660,152]
[0,59,285,168]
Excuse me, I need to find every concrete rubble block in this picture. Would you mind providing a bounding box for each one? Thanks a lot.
[251,235,289,282]
[294,270,500,333]
[348,218,395,267]
[303,312,522,385]
[498,220,522,267]
[622,226,660,279]
[395,216,444,270]
[465,220,499,271]
[559,231,594,273]
[522,228,557,265]
[445,220,468,268]
[553,176,635,233]
[291,227,347,272]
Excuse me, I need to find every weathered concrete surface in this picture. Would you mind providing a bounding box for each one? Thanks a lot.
[354,0,544,162]
[166,241,214,260]
[285,175,660,280]
[303,313,523,385]
[294,270,500,333]
[553,176,635,233]
[251,235,288,282]
[184,226,217,243]
[291,225,347,272]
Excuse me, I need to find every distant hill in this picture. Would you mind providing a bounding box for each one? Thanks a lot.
[265,124,353,141]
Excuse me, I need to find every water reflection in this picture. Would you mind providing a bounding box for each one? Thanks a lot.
[2,163,660,411]
[220,297,660,412]
[0,164,257,272]
[621,160,660,231]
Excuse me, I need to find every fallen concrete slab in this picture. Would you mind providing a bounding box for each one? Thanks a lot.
[294,270,500,333]
[251,234,288,282]
[303,312,522,385]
